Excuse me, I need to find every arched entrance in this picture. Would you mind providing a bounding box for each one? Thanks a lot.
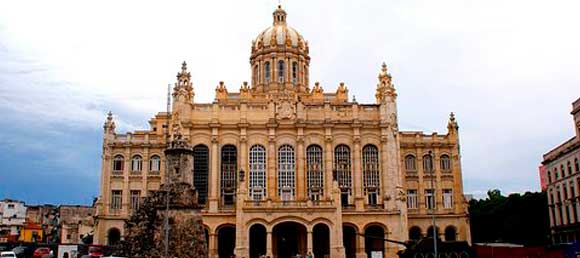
[313,223,330,258]
[342,225,357,258]
[107,227,121,246]
[273,222,307,258]
[444,226,457,241]
[409,226,422,241]
[427,226,440,239]
[249,224,267,258]
[365,225,385,258]
[217,225,236,258]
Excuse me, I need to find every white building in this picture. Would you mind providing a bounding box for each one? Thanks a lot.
[0,199,27,236]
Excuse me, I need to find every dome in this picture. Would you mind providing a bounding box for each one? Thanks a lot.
[252,5,308,53]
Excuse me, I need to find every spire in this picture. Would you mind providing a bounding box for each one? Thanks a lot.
[176,61,191,86]
[273,5,287,25]
[447,112,459,132]
[375,61,396,103]
[103,111,116,135]
[173,61,194,104]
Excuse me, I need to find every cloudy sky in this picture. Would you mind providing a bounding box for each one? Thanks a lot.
[1,0,579,205]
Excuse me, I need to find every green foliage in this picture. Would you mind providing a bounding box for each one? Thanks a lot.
[468,189,550,246]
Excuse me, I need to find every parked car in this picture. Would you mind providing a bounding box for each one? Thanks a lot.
[32,247,50,258]
[1,252,17,258]
[12,246,32,258]
[87,246,103,257]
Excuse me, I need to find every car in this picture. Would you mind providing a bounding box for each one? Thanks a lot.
[32,247,50,258]
[1,251,17,258]
[87,246,103,257]
[12,246,31,258]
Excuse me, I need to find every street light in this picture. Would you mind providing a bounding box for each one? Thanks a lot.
[429,150,438,257]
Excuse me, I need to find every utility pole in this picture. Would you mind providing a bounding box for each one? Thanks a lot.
[429,150,438,257]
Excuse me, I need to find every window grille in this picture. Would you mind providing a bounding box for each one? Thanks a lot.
[362,145,380,205]
[130,190,140,210]
[306,145,324,201]
[278,144,295,199]
[113,155,124,172]
[131,155,142,172]
[407,190,418,209]
[440,154,451,171]
[111,190,122,210]
[443,189,453,209]
[249,145,267,200]
[405,155,416,171]
[221,145,237,206]
[193,145,209,205]
[149,155,161,172]
[334,144,352,206]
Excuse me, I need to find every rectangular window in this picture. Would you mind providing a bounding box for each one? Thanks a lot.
[130,190,140,210]
[111,190,122,210]
[7,204,14,209]
[425,189,435,210]
[407,190,418,209]
[368,192,378,206]
[443,189,453,209]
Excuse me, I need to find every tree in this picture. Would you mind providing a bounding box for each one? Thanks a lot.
[469,189,550,246]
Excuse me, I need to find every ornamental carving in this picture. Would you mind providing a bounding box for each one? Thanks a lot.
[277,101,295,120]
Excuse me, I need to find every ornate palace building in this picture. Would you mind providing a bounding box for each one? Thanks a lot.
[94,6,470,258]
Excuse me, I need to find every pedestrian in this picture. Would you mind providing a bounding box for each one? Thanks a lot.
[307,251,313,258]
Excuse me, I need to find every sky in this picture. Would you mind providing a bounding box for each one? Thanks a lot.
[0,0,579,205]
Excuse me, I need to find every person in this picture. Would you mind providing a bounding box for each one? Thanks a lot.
[296,253,302,258]
[307,251,313,258]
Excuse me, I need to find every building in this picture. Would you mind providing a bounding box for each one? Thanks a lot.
[0,199,26,242]
[543,97,580,244]
[25,204,60,244]
[59,205,95,244]
[94,6,470,258]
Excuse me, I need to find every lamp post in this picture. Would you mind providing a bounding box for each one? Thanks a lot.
[429,150,438,257]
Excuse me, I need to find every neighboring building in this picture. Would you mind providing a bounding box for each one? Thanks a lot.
[0,199,26,242]
[18,221,43,243]
[25,204,60,244]
[59,205,95,244]
[542,97,580,244]
[539,164,548,191]
[94,5,470,258]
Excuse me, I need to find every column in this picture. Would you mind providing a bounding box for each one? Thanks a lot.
[209,135,219,212]
[324,139,333,200]
[209,233,218,258]
[356,233,366,258]
[268,135,277,200]
[123,147,130,215]
[303,230,311,254]
[353,138,364,210]
[297,137,305,200]
[266,230,273,257]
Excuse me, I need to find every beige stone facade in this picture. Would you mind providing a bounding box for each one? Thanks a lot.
[543,97,580,244]
[94,6,470,258]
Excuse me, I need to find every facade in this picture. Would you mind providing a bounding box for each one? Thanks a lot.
[543,97,580,244]
[0,199,26,241]
[94,6,470,258]
[59,205,95,244]
[25,204,60,244]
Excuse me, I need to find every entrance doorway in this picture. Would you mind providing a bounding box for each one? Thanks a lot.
[365,225,385,258]
[342,225,357,258]
[249,224,267,258]
[313,223,330,258]
[218,225,235,258]
[273,222,306,258]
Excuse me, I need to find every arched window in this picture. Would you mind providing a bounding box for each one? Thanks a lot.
[409,226,422,241]
[264,62,271,83]
[555,168,559,179]
[405,155,416,171]
[278,144,295,200]
[548,171,552,184]
[306,145,324,201]
[149,155,161,172]
[292,62,298,84]
[575,158,579,173]
[362,145,380,206]
[131,155,142,172]
[568,161,573,176]
[444,226,457,241]
[440,154,451,171]
[221,145,237,206]
[249,145,267,200]
[334,144,352,206]
[277,60,285,83]
[107,228,121,246]
[427,226,439,238]
[423,154,434,173]
[193,145,209,205]
[113,155,124,172]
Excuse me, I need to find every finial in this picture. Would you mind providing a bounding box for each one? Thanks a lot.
[352,95,357,102]
[381,62,388,74]
[181,61,187,72]
[449,112,455,121]
[107,111,113,121]
[273,3,287,25]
